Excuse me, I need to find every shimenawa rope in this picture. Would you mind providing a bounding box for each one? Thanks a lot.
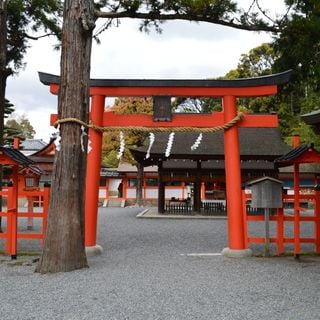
[54,112,244,133]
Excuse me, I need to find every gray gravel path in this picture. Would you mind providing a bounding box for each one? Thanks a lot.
[0,207,319,320]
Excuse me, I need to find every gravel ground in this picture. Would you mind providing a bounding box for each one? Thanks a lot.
[0,207,319,320]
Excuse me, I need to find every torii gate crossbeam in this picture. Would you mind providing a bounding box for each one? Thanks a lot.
[39,70,291,258]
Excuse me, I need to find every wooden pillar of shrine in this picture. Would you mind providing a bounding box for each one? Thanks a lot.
[158,161,165,213]
[193,161,202,213]
[222,95,252,257]
[293,162,300,256]
[201,182,206,200]
[85,95,105,255]
[315,189,320,253]
[293,135,300,256]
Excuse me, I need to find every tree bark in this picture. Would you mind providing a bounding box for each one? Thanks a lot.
[36,0,95,273]
[0,1,8,128]
[0,0,10,231]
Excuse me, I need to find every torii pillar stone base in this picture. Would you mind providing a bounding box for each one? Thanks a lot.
[85,245,103,257]
[221,247,253,258]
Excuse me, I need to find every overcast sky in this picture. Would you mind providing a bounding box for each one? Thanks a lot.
[6,1,285,142]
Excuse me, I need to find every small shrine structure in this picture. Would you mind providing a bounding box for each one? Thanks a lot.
[0,145,49,258]
[131,129,291,214]
[274,139,320,256]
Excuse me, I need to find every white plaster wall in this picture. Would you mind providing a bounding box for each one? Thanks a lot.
[99,189,106,198]
[109,178,122,192]
[165,188,183,199]
[127,188,136,198]
[146,188,158,198]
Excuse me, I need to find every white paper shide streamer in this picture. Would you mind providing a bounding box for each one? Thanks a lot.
[80,125,92,154]
[87,138,92,154]
[54,125,61,151]
[117,131,125,159]
[146,132,155,159]
[80,126,86,152]
[165,132,175,157]
[191,133,203,151]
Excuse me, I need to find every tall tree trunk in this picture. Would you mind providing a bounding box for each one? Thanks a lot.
[0,1,7,143]
[0,0,11,232]
[136,162,144,207]
[36,0,95,273]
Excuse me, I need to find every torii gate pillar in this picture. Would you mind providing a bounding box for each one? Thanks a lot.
[85,95,104,255]
[222,96,252,257]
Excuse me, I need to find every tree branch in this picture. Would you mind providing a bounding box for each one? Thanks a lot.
[0,66,13,78]
[95,9,280,33]
[255,0,276,24]
[24,32,57,40]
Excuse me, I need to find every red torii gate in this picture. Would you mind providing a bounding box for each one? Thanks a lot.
[39,70,291,257]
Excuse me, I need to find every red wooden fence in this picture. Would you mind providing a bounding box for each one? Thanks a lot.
[0,186,50,258]
[243,190,320,255]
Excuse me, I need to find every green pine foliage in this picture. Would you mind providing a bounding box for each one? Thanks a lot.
[6,0,62,72]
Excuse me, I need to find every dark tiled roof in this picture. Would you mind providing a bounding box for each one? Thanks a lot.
[21,139,47,151]
[163,159,275,171]
[29,156,54,163]
[247,176,282,186]
[275,143,320,166]
[19,165,45,175]
[31,138,56,156]
[39,70,292,88]
[275,144,313,163]
[117,163,158,172]
[132,128,292,162]
[0,147,34,165]
[301,110,320,125]
[301,109,320,133]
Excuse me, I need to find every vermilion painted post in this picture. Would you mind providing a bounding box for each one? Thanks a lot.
[42,185,50,244]
[27,197,34,230]
[293,135,300,148]
[13,137,20,149]
[293,163,300,255]
[292,136,300,256]
[315,190,320,253]
[122,177,127,199]
[10,167,19,259]
[223,95,247,252]
[85,95,105,249]
[277,207,284,254]
[242,190,248,248]
[182,182,185,199]
[143,177,146,200]
[201,182,205,200]
[5,186,13,255]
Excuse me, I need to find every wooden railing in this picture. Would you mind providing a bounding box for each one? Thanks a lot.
[0,186,50,258]
[243,191,320,255]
